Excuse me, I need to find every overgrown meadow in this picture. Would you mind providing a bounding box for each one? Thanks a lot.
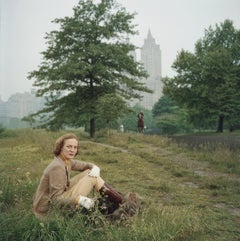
[0,129,239,241]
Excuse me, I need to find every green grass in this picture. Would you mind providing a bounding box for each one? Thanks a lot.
[0,129,239,241]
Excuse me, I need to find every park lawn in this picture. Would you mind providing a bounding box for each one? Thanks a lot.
[0,129,239,241]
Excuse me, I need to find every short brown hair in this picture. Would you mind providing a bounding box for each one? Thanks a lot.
[53,133,80,156]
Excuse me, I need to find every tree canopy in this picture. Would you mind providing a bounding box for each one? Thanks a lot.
[152,95,175,117]
[96,93,130,127]
[163,19,240,132]
[28,0,150,136]
[152,95,192,134]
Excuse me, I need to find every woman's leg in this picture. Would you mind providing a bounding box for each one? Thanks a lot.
[63,170,124,213]
[63,170,104,199]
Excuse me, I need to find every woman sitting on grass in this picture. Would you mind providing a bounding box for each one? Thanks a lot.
[33,133,125,219]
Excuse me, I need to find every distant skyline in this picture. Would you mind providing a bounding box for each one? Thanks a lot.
[1,0,240,101]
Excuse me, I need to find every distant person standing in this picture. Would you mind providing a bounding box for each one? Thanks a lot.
[137,112,144,133]
[119,124,124,133]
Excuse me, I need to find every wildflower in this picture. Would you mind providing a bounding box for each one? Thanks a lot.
[39,222,45,228]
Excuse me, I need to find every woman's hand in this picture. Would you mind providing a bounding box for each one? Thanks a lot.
[88,165,100,177]
[78,196,94,209]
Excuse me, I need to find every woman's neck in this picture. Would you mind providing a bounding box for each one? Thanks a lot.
[60,154,69,163]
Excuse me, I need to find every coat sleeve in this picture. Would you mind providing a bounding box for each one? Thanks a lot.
[71,159,94,171]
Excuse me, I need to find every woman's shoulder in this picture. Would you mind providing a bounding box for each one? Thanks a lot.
[44,157,65,172]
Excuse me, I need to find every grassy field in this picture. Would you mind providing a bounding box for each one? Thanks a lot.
[0,129,239,241]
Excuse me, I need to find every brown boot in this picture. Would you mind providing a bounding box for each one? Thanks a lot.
[100,183,123,204]
[99,183,123,214]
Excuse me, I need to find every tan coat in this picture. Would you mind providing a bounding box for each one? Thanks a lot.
[33,156,93,217]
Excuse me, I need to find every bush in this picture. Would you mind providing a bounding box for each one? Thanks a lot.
[0,124,16,138]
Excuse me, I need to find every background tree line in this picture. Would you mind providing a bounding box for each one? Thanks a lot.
[26,0,240,136]
[161,19,240,134]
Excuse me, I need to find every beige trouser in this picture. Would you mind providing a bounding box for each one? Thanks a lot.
[62,169,105,199]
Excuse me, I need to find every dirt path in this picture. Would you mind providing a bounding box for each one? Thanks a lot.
[82,140,239,181]
[81,141,129,153]
[82,140,240,217]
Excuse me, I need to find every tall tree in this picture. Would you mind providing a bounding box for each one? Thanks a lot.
[28,0,150,136]
[163,19,240,132]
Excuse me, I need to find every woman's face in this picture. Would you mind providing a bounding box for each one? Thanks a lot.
[60,138,78,160]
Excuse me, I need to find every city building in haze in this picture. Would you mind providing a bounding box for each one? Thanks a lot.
[138,29,162,110]
[0,90,45,128]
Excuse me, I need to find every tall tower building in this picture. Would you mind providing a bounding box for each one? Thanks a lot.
[139,30,162,109]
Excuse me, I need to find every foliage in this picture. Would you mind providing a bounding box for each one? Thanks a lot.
[96,93,131,128]
[28,0,150,137]
[154,112,189,135]
[163,19,240,132]
[152,95,175,117]
[0,123,5,137]
[0,124,16,138]
[118,104,155,132]
[152,95,193,134]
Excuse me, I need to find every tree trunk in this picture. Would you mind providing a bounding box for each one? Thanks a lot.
[217,115,224,132]
[90,118,95,138]
[106,120,110,136]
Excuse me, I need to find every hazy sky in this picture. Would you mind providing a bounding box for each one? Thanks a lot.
[1,0,240,101]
